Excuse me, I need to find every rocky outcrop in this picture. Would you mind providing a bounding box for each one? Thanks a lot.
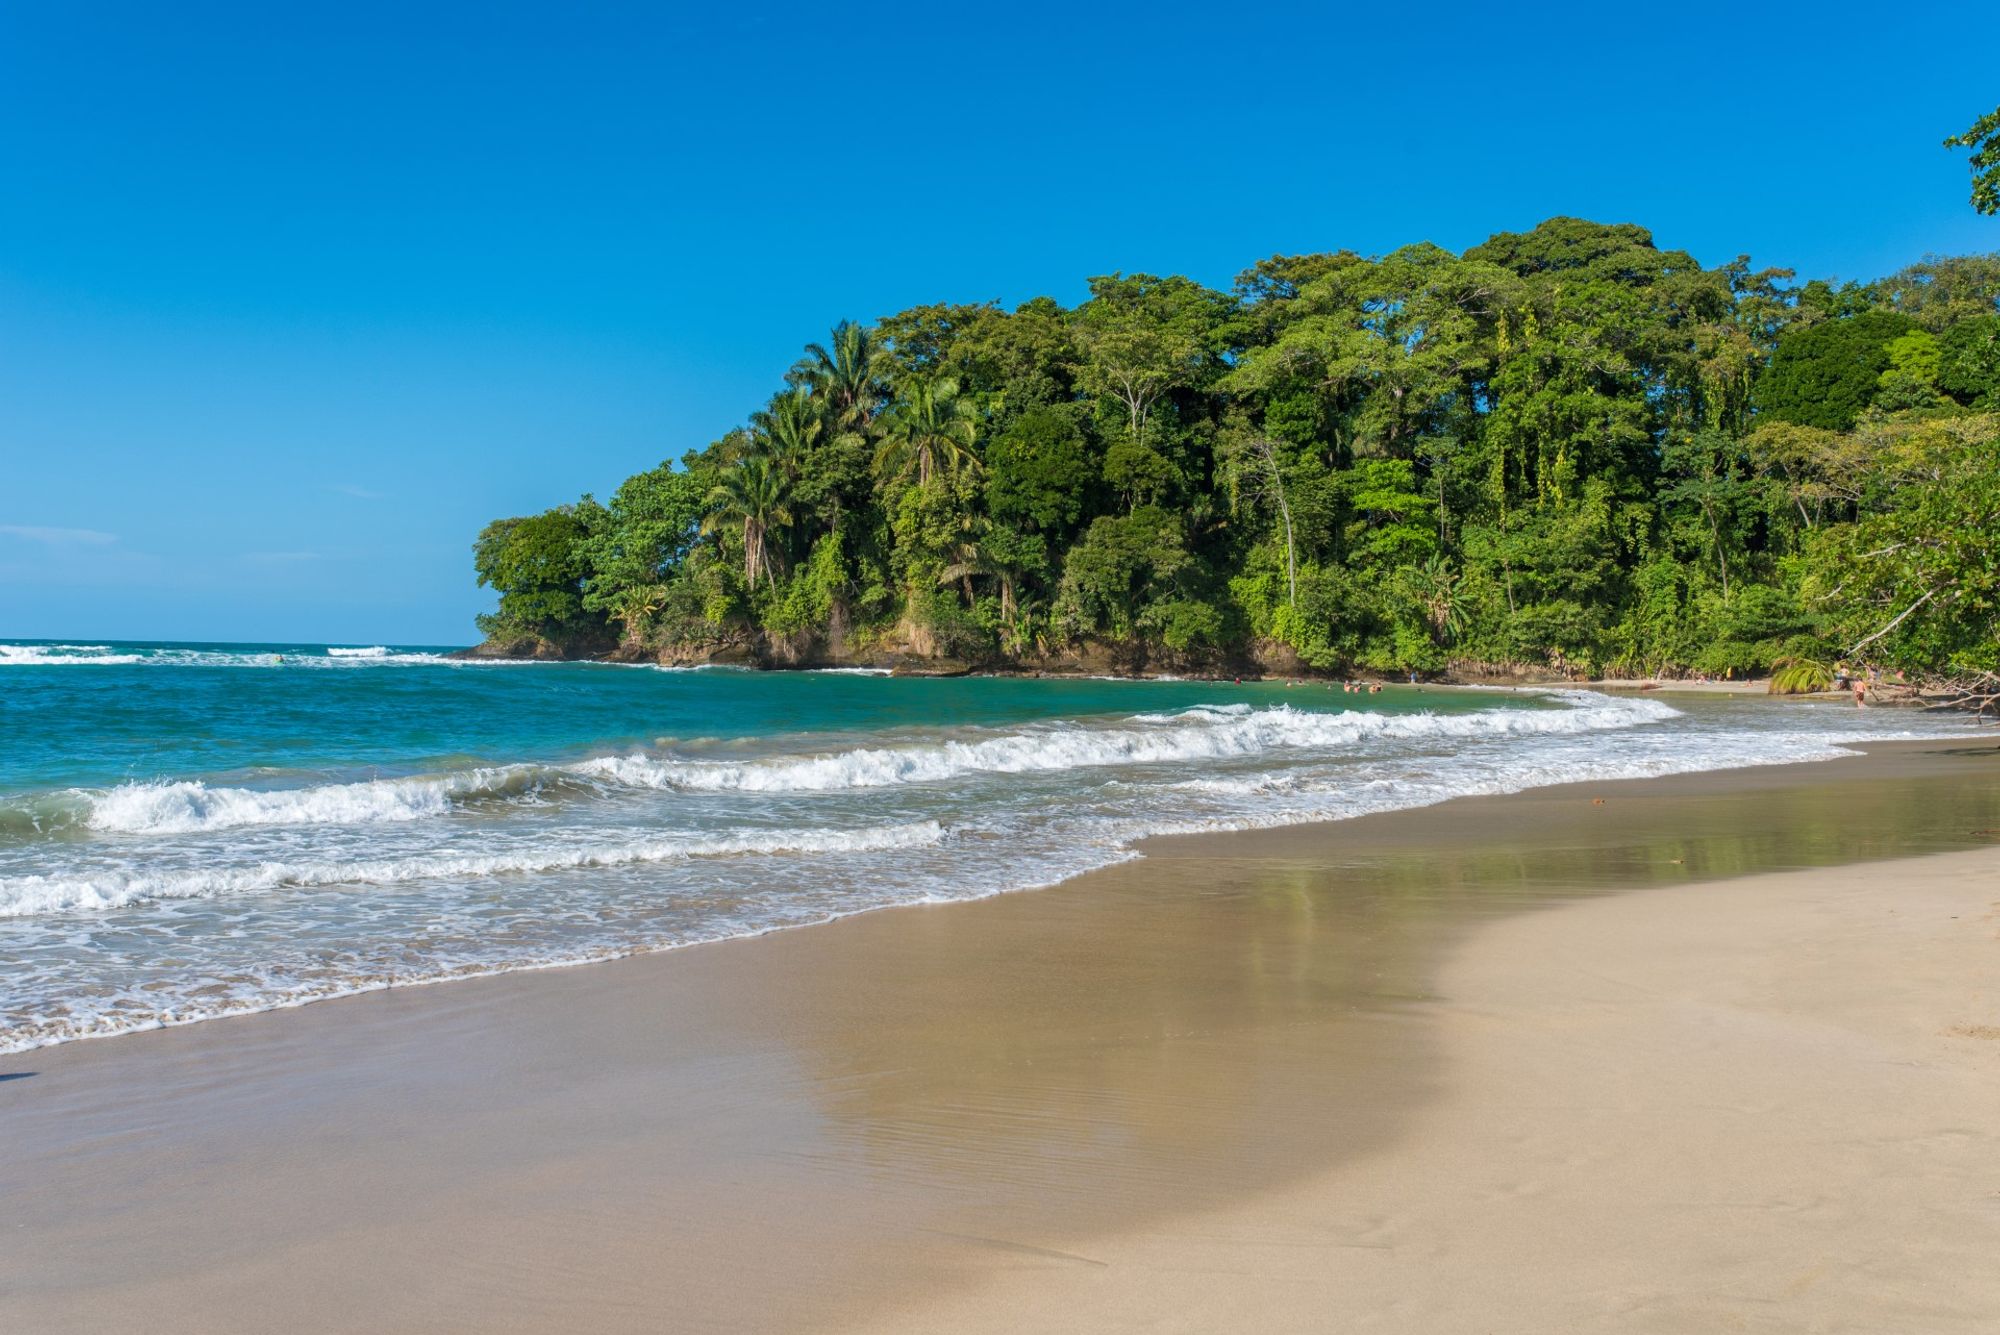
[455,629,1524,683]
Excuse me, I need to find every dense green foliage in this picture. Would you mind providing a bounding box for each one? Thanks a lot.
[473,508,605,646]
[1753,311,1913,430]
[474,218,2000,678]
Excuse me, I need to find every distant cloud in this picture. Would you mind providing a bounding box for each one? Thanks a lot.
[329,484,384,500]
[0,524,118,545]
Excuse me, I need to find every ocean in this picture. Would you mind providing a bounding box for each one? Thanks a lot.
[0,639,1975,1052]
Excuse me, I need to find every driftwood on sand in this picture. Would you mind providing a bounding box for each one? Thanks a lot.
[1868,671,2000,722]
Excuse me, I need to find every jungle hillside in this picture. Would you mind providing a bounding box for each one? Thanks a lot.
[471,216,2000,684]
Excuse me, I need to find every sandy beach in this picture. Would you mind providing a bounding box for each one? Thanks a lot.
[4,740,1997,1332]
[868,833,2000,1333]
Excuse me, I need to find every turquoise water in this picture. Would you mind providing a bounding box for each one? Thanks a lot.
[2,641,1339,792]
[0,640,1972,1051]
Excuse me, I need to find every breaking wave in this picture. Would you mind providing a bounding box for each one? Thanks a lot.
[578,692,1679,793]
[0,642,459,667]
[0,820,945,917]
[14,693,1680,838]
[73,768,552,835]
[0,643,146,666]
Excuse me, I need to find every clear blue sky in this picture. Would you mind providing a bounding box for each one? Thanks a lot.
[2,1,1994,645]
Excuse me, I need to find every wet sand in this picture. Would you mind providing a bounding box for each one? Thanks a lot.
[4,740,1998,1332]
[871,840,2000,1334]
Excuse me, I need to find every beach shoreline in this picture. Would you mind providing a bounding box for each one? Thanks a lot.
[464,633,1798,696]
[4,739,1997,1331]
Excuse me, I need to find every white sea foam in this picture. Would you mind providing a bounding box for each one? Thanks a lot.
[78,768,547,835]
[39,694,1677,837]
[0,643,470,668]
[0,644,146,666]
[0,820,945,917]
[578,693,1680,793]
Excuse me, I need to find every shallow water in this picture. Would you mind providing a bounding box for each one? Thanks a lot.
[0,639,1979,1051]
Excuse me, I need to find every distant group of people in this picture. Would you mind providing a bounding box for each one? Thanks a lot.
[1832,661,1896,709]
[1252,677,1391,695]
[1266,676,1392,694]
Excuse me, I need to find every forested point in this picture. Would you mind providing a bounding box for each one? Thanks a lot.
[471,217,2000,687]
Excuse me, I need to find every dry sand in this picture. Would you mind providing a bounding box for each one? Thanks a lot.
[1586,677,1772,695]
[4,741,1998,1333]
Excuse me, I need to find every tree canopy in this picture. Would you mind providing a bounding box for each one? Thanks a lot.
[473,217,2000,681]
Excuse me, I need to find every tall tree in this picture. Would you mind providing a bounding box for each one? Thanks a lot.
[876,376,981,487]
[791,320,889,433]
[581,463,708,643]
[748,389,822,481]
[1071,274,1230,453]
[1228,245,1513,462]
[1218,430,1300,612]
[473,506,607,644]
[704,457,793,587]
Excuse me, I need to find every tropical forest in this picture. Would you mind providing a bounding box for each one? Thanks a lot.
[473,130,2000,692]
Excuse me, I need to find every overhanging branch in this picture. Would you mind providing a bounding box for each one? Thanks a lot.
[1846,588,1936,656]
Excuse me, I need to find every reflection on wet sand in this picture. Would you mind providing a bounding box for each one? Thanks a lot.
[756,746,2000,1261]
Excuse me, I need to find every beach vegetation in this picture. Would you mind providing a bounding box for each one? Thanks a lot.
[474,217,2000,681]
[1769,657,1835,696]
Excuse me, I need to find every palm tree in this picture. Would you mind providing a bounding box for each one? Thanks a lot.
[937,534,1034,624]
[876,376,980,487]
[936,533,986,609]
[1769,656,1833,695]
[704,457,793,588]
[792,321,888,434]
[1397,555,1465,644]
[1003,593,1049,658]
[749,388,821,481]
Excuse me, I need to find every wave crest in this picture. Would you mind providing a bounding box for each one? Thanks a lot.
[0,644,145,666]
[0,821,945,917]
[19,693,1679,837]
[0,643,457,667]
[78,767,553,835]
[578,693,1679,794]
